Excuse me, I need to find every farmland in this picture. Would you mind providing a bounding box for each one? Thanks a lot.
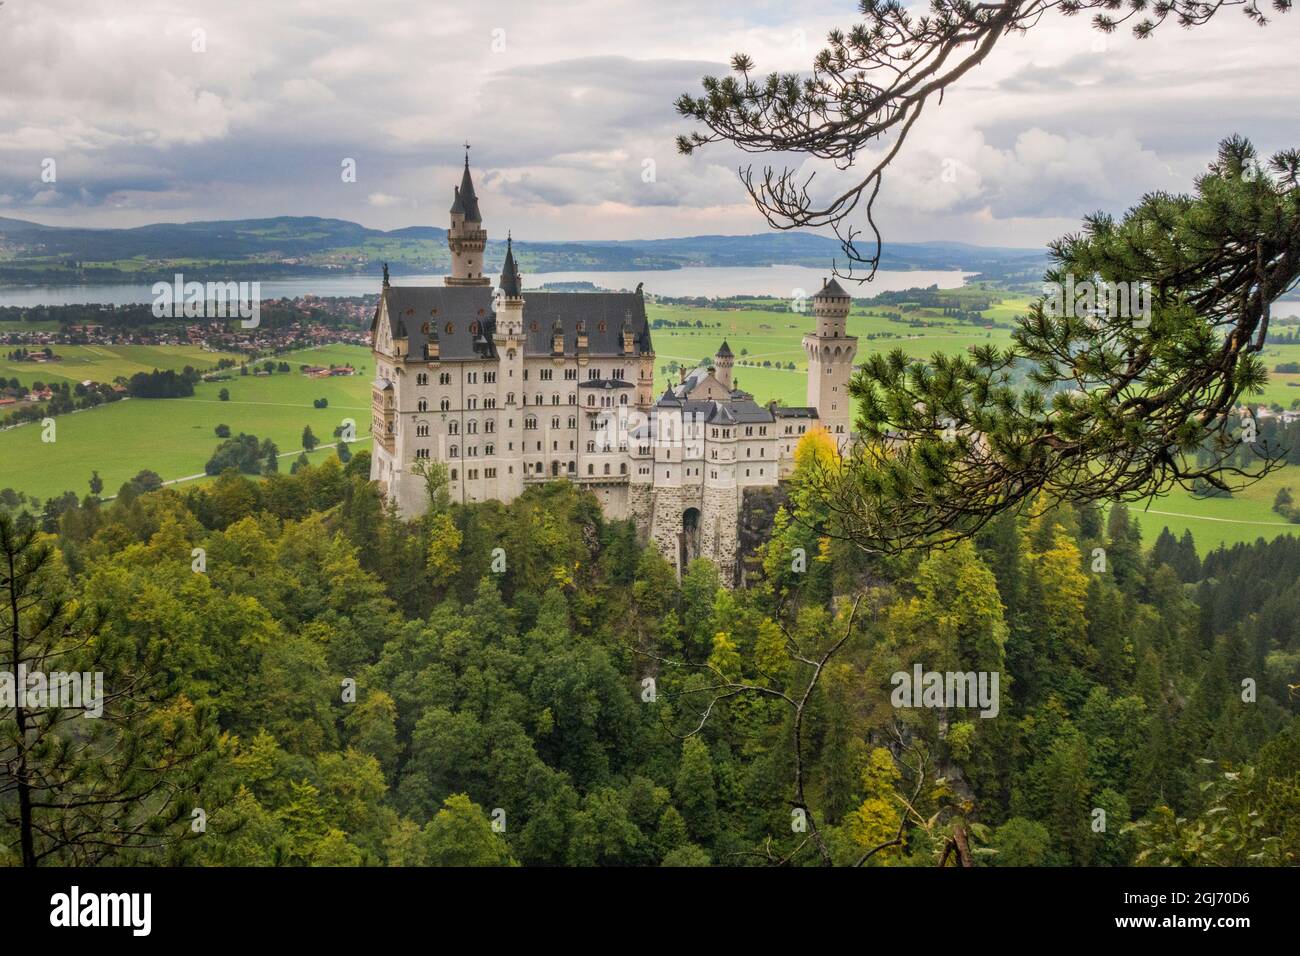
[0,344,372,501]
[1,343,245,386]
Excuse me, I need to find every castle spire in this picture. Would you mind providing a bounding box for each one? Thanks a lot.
[500,232,522,298]
[455,155,482,223]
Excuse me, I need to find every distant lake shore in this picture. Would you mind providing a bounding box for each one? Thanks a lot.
[0,265,975,307]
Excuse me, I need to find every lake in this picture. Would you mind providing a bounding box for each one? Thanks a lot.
[0,265,973,307]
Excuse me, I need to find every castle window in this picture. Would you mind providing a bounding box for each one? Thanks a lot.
[587,464,594,475]
[446,323,455,334]
[586,395,595,406]
[506,392,515,405]
[535,395,543,405]
[620,395,628,405]
[467,420,477,434]
[417,373,428,385]
[450,445,459,457]
[552,395,560,405]
[604,463,611,475]
[565,369,577,381]
[620,463,627,475]
[451,469,458,480]
[485,372,496,383]
[467,397,477,409]
[485,420,495,433]
[525,417,537,430]
[568,394,576,405]
[439,373,451,385]
[417,399,428,412]
[415,448,429,459]
[440,399,450,411]
[449,421,459,435]
[586,440,596,453]
[416,423,429,437]
[568,417,576,429]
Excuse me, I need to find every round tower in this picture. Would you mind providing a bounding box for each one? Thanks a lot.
[714,340,734,390]
[803,277,858,449]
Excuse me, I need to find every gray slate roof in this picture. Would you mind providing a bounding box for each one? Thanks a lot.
[499,236,521,297]
[450,161,482,221]
[816,277,849,298]
[376,286,652,361]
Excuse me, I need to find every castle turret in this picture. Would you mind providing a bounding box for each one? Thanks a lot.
[714,340,734,390]
[804,277,857,448]
[496,233,523,336]
[446,150,490,287]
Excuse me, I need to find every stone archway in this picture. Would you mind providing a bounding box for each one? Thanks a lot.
[680,507,702,571]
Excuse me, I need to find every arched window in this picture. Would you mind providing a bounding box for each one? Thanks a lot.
[449,421,459,435]
[449,445,459,458]
[417,399,427,412]
[450,468,458,480]
[440,398,450,411]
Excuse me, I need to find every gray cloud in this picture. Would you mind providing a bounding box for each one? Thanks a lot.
[0,0,1295,248]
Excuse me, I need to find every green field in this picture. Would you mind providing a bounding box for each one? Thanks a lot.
[1,344,245,386]
[1,344,373,500]
[648,298,1020,406]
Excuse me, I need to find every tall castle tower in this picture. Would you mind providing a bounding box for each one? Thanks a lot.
[446,151,490,287]
[804,277,857,448]
[714,340,734,390]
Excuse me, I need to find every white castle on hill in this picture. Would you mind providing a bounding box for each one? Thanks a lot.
[369,152,858,580]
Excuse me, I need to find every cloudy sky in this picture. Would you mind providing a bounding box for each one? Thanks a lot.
[1,0,1295,248]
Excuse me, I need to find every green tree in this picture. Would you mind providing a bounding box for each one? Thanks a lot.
[423,794,515,867]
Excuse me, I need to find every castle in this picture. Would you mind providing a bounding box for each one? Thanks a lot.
[370,154,858,581]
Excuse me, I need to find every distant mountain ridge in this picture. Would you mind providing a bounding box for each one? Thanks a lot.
[0,215,1047,284]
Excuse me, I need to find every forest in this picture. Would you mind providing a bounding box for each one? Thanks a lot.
[2,433,1296,866]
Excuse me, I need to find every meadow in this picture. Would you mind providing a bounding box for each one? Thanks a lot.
[1,343,246,386]
[0,344,372,501]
